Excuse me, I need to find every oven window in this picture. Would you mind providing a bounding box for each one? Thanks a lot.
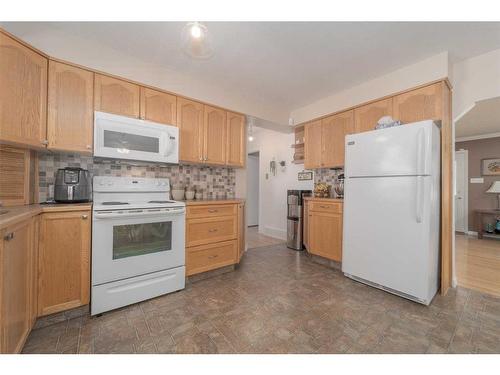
[112,221,172,260]
[104,130,159,154]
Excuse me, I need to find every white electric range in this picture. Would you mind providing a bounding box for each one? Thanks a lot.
[91,176,185,315]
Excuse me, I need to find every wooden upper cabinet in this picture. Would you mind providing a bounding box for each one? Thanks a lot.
[354,98,393,133]
[226,111,246,167]
[38,210,90,317]
[393,82,443,124]
[204,105,226,165]
[304,120,322,169]
[177,97,204,163]
[94,74,140,118]
[140,87,177,125]
[0,32,47,148]
[47,61,94,154]
[321,110,354,168]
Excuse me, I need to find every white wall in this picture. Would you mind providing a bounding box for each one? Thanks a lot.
[452,48,500,120]
[246,154,260,226]
[247,128,314,239]
[290,52,450,124]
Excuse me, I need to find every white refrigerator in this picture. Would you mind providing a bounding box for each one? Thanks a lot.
[342,120,441,305]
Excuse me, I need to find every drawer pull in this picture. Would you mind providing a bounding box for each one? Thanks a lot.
[208,209,219,213]
[208,255,219,259]
[81,214,88,219]
[3,232,14,241]
[319,205,330,209]
[208,229,218,233]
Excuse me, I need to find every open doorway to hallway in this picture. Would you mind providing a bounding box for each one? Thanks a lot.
[246,151,285,249]
[454,96,500,297]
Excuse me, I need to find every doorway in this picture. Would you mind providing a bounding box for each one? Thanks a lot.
[454,96,500,297]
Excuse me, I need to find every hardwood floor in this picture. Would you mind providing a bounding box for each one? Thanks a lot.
[247,226,285,249]
[456,233,500,297]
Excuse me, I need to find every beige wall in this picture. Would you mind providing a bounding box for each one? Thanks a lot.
[455,136,500,231]
[289,52,450,124]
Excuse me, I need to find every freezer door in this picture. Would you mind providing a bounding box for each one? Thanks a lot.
[342,175,438,302]
[345,120,437,178]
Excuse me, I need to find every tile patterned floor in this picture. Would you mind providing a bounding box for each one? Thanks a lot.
[246,226,285,249]
[23,244,500,354]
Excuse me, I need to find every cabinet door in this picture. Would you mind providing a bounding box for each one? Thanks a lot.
[47,61,94,154]
[237,203,246,261]
[140,87,177,125]
[1,219,32,354]
[304,120,322,169]
[177,98,204,163]
[0,32,47,148]
[94,74,140,118]
[309,212,342,262]
[321,110,354,168]
[204,105,226,165]
[226,112,246,167]
[38,211,90,316]
[393,83,443,124]
[354,98,393,133]
[303,201,309,250]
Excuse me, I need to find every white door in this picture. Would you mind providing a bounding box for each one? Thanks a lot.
[455,150,468,233]
[246,153,259,226]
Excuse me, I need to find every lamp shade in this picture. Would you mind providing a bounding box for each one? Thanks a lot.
[486,181,500,193]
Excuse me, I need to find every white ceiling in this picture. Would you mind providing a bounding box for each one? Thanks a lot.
[3,22,500,125]
[456,97,500,139]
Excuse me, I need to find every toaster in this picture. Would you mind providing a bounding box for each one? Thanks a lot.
[54,167,91,203]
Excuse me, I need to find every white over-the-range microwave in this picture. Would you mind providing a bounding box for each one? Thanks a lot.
[94,111,179,164]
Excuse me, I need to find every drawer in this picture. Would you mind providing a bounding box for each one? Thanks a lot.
[186,216,237,247]
[187,204,237,219]
[309,201,343,214]
[186,240,237,276]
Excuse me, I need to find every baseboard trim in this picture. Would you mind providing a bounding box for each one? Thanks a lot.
[261,226,287,240]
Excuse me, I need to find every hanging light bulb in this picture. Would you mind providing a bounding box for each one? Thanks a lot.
[248,119,254,142]
[181,22,214,59]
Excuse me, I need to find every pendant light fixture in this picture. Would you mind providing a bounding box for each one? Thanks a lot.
[181,22,214,59]
[248,118,254,142]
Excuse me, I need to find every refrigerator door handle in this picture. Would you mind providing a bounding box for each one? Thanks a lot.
[416,176,424,223]
[416,128,426,175]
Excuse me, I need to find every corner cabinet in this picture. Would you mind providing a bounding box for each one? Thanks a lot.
[47,61,94,154]
[393,82,443,123]
[0,32,48,149]
[94,74,140,118]
[226,112,246,167]
[38,210,91,317]
[0,217,36,354]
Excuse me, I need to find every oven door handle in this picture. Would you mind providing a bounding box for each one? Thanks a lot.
[93,208,185,219]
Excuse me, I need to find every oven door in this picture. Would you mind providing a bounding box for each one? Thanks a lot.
[94,111,179,164]
[92,207,185,285]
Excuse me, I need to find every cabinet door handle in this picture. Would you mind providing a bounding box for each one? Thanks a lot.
[3,232,14,241]
[81,215,88,219]
[86,145,92,149]
[208,255,218,259]
[41,139,49,146]
[199,156,203,161]
[208,228,218,233]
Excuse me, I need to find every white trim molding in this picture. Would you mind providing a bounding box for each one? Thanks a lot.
[456,131,500,143]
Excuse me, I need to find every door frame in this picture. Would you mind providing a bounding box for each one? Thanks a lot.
[454,149,469,234]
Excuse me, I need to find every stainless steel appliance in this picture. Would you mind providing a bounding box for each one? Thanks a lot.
[91,176,185,315]
[333,173,344,198]
[54,167,91,203]
[286,189,311,250]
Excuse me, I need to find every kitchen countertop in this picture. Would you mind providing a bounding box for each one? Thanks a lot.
[304,197,343,202]
[183,198,245,206]
[0,203,92,230]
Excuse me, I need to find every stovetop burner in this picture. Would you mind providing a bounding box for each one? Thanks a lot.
[102,201,130,205]
[148,200,175,204]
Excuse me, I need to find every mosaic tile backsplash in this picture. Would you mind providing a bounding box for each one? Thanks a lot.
[38,152,236,202]
[314,168,344,198]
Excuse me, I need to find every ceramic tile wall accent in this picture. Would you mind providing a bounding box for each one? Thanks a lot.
[38,152,236,202]
[314,168,343,185]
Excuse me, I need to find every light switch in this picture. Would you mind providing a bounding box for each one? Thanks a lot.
[470,177,484,184]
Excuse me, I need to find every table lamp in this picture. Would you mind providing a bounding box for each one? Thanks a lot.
[486,181,500,210]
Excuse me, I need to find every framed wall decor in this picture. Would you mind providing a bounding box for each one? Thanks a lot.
[481,158,500,176]
[298,171,313,181]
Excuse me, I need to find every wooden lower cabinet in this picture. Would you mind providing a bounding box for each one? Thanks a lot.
[0,217,35,354]
[306,199,343,262]
[38,210,91,317]
[185,202,244,276]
